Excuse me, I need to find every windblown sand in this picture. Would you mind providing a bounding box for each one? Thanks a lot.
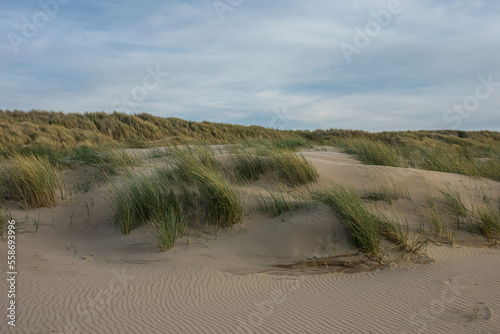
[1,149,499,333]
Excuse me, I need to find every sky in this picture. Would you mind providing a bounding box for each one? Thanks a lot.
[1,0,499,132]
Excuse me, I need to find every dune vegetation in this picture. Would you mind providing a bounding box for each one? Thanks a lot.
[2,109,499,181]
[0,154,65,208]
[1,109,499,254]
[108,144,320,249]
[315,185,427,261]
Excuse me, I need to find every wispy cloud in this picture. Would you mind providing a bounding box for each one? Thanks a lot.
[1,0,499,131]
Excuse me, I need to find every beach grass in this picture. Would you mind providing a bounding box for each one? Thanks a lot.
[362,183,411,204]
[149,207,186,251]
[69,145,139,175]
[317,184,429,259]
[187,163,244,227]
[316,185,383,259]
[341,138,399,167]
[257,191,313,218]
[228,143,318,185]
[337,136,500,182]
[231,154,267,182]
[0,154,64,208]
[440,188,469,231]
[268,150,318,186]
[422,192,455,244]
[475,203,500,241]
[0,204,12,236]
[108,171,179,234]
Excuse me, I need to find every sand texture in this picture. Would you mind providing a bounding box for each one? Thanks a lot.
[1,149,499,333]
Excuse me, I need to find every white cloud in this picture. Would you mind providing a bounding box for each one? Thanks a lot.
[0,0,499,131]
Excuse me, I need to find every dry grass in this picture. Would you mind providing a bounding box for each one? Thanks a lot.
[228,144,318,186]
[474,202,500,241]
[315,185,384,259]
[362,183,411,204]
[257,191,313,218]
[0,204,12,237]
[316,184,427,260]
[336,135,500,182]
[0,154,65,208]
[108,171,179,234]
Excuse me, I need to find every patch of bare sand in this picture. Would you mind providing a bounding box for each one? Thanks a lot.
[0,149,499,333]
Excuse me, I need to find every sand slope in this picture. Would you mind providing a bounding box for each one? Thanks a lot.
[1,149,499,333]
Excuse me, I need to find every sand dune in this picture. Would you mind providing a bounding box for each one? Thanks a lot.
[1,149,499,333]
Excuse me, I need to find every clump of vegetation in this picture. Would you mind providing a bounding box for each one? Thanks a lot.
[228,144,318,185]
[265,137,312,151]
[475,203,500,241]
[6,144,63,165]
[362,183,411,204]
[0,154,65,208]
[315,185,384,259]
[109,171,186,250]
[110,146,244,240]
[108,171,180,234]
[341,139,399,167]
[336,135,500,182]
[378,215,428,255]
[69,145,139,175]
[268,150,318,185]
[187,163,243,228]
[422,192,455,244]
[162,146,244,227]
[440,188,469,230]
[316,184,427,260]
[231,154,267,182]
[150,206,186,251]
[0,204,12,237]
[257,191,313,218]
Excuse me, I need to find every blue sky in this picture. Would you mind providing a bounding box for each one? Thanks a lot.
[1,0,499,131]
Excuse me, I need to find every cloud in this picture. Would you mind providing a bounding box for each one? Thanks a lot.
[1,0,499,131]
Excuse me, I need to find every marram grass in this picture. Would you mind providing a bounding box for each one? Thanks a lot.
[150,207,186,251]
[316,184,427,259]
[228,144,318,185]
[475,203,500,241]
[315,185,383,259]
[0,154,64,208]
[108,171,179,234]
[257,191,312,218]
[110,146,244,238]
[166,148,244,227]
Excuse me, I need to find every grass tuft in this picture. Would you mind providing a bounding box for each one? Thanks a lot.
[70,145,139,175]
[228,144,318,185]
[341,139,398,167]
[150,207,186,251]
[363,183,411,204]
[268,150,318,185]
[378,216,428,254]
[440,188,469,230]
[257,191,312,218]
[423,192,455,244]
[158,145,244,228]
[108,171,179,235]
[0,204,12,237]
[475,204,500,241]
[188,163,243,227]
[231,154,266,182]
[315,185,383,259]
[0,154,64,208]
